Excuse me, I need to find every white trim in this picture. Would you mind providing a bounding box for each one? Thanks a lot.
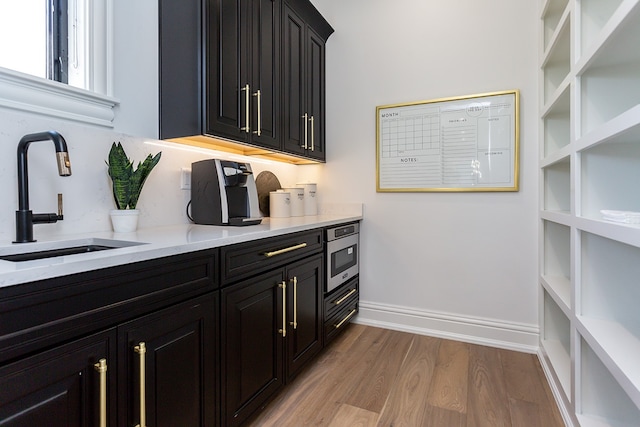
[0,67,118,127]
[355,300,540,353]
[538,347,577,427]
[0,0,117,127]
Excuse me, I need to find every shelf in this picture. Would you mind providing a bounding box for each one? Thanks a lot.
[579,137,640,218]
[542,0,570,51]
[543,158,571,212]
[577,317,640,408]
[577,0,640,66]
[540,209,573,226]
[541,275,571,314]
[575,216,640,250]
[578,0,626,56]
[542,84,571,158]
[576,104,640,153]
[542,220,571,307]
[577,2,640,136]
[580,231,640,343]
[542,14,571,104]
[577,336,640,425]
[541,289,572,399]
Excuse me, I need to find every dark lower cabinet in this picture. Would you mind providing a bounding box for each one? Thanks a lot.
[0,330,116,427]
[0,293,218,427]
[118,293,218,427]
[285,254,323,380]
[221,254,323,426]
[221,270,285,427]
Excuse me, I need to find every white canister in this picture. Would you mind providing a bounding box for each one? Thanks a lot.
[297,183,317,216]
[269,191,291,218]
[284,187,305,217]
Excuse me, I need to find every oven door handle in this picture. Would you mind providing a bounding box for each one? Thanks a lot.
[264,243,307,258]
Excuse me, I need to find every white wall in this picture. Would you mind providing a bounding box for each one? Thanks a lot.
[311,0,539,349]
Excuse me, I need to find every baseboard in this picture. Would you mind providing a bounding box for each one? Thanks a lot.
[354,300,539,353]
[537,348,576,427]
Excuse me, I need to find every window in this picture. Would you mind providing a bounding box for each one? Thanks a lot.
[0,0,117,127]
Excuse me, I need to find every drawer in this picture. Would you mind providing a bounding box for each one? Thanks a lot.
[324,300,358,345]
[0,249,218,364]
[221,230,323,285]
[324,276,358,319]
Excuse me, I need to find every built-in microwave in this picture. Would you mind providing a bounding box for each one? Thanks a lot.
[325,223,359,293]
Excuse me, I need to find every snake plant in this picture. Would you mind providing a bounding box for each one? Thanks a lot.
[106,142,162,210]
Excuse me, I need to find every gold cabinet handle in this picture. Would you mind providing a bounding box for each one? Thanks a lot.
[253,89,261,136]
[94,358,108,427]
[134,342,147,427]
[264,242,307,258]
[333,288,357,306]
[278,282,287,337]
[290,277,298,329]
[309,115,315,151]
[301,113,308,149]
[334,309,357,329]
[241,84,250,133]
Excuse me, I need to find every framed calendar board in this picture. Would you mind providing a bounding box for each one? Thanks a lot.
[376,90,519,192]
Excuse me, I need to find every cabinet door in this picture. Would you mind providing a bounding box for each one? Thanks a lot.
[282,3,306,157]
[117,293,218,427]
[282,3,327,161]
[0,330,116,427]
[207,0,248,141]
[285,254,324,380]
[305,28,326,161]
[221,270,285,427]
[159,0,202,139]
[249,0,280,150]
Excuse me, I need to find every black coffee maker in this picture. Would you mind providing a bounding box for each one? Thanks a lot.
[190,159,262,226]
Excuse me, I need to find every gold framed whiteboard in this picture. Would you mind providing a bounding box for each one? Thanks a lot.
[376,90,519,192]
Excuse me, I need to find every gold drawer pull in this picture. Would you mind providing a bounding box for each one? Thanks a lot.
[278,282,287,337]
[291,277,298,329]
[94,359,108,427]
[134,342,147,427]
[333,288,357,306]
[264,243,307,258]
[334,309,357,329]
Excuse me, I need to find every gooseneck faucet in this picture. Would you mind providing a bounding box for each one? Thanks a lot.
[15,131,72,243]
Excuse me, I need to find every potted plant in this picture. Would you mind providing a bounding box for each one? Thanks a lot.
[106,142,161,232]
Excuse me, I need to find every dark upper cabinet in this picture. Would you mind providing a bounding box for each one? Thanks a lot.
[282,1,330,161]
[159,0,332,162]
[159,0,202,139]
[206,0,281,149]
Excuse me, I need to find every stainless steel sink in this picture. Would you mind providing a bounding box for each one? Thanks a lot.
[0,238,146,262]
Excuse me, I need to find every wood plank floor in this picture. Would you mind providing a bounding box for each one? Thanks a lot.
[247,324,564,427]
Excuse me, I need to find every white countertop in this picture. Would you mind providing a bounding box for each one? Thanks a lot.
[0,212,362,289]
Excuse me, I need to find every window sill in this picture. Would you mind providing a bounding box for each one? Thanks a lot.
[0,67,119,128]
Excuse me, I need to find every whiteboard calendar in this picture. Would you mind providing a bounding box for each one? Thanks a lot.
[376,90,519,192]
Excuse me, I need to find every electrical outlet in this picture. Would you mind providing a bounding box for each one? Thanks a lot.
[180,168,191,190]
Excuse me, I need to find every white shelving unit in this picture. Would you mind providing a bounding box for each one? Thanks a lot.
[539,0,640,425]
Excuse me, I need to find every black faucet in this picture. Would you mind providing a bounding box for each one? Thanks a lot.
[15,131,72,243]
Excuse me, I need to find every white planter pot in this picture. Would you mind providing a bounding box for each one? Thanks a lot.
[109,209,139,233]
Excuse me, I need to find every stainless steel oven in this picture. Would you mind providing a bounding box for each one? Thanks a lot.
[325,223,359,293]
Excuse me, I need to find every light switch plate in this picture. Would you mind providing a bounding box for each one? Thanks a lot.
[180,167,191,190]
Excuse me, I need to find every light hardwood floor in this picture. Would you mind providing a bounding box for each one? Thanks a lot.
[247,324,564,427]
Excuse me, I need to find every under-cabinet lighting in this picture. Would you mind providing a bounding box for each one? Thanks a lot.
[143,139,282,165]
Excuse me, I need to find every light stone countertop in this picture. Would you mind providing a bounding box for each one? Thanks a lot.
[0,209,362,289]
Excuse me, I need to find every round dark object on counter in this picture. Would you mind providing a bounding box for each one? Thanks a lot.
[255,171,282,216]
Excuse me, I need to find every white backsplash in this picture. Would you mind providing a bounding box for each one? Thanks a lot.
[0,108,304,243]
